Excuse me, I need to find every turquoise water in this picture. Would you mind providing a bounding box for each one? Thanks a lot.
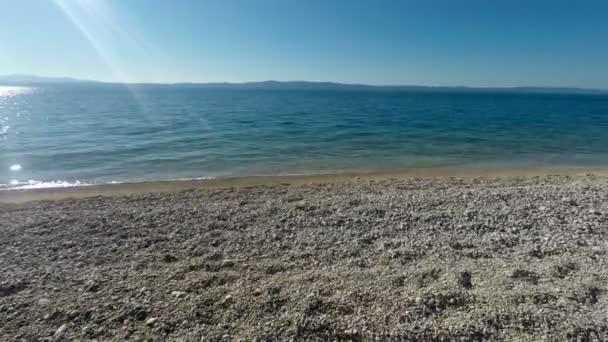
[1,84,608,189]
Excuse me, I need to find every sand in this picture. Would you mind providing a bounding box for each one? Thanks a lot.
[1,170,608,340]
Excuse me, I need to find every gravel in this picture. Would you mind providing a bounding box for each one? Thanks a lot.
[1,175,608,340]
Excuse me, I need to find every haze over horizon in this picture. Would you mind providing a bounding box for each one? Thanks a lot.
[1,0,607,89]
[3,74,608,93]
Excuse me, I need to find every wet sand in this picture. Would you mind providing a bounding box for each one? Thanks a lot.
[1,169,608,340]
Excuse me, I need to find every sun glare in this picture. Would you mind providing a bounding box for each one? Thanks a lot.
[52,0,150,107]
[0,86,31,97]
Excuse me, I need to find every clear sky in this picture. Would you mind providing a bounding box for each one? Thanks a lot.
[1,0,607,88]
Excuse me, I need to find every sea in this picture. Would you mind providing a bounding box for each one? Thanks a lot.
[2,83,608,189]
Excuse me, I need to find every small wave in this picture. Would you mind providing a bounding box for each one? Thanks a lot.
[0,176,218,191]
[172,176,216,181]
[0,180,91,190]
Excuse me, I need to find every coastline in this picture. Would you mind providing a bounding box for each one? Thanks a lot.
[2,164,608,204]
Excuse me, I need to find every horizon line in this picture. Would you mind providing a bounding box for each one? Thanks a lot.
[1,74,608,92]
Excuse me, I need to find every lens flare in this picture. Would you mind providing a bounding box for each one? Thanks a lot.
[51,0,152,106]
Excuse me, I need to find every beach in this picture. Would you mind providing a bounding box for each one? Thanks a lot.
[1,170,608,340]
[3,0,608,340]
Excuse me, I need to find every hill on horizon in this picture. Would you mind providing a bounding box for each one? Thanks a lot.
[1,74,607,95]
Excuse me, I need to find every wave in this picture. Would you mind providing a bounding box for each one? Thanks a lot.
[0,180,91,190]
[0,176,217,191]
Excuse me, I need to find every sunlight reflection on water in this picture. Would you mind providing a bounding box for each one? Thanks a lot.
[0,86,32,97]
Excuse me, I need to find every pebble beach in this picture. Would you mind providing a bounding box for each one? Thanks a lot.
[1,173,608,340]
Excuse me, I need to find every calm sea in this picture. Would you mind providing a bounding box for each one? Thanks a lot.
[2,84,608,189]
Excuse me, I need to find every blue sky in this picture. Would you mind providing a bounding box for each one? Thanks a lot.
[1,0,607,88]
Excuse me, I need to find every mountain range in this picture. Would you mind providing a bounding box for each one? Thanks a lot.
[1,74,607,95]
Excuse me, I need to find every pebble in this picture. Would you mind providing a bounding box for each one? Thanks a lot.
[67,310,80,319]
[561,197,576,205]
[171,291,187,298]
[221,259,235,268]
[38,297,52,306]
[53,324,68,340]
[221,295,233,305]
[83,279,99,292]
[457,271,473,289]
[145,317,158,326]
[344,329,358,336]
[162,254,178,263]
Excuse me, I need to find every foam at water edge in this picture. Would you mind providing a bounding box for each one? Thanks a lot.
[0,176,221,191]
[172,176,216,181]
[1,180,91,190]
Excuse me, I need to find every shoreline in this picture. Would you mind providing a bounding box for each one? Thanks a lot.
[2,164,608,204]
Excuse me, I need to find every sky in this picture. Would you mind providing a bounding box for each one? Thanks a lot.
[0,0,607,88]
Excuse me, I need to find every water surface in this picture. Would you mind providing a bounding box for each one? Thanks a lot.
[2,84,608,188]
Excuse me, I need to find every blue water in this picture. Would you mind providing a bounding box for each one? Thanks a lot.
[1,84,608,188]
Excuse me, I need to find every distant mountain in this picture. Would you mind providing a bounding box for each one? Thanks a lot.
[503,86,608,95]
[171,81,608,95]
[1,75,606,95]
[0,74,98,85]
[172,80,375,90]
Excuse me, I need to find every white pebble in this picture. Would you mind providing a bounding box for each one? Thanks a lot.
[54,324,68,340]
[145,317,158,326]
[171,291,187,298]
[38,298,51,306]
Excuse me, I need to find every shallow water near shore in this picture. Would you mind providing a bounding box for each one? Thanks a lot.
[2,84,608,189]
